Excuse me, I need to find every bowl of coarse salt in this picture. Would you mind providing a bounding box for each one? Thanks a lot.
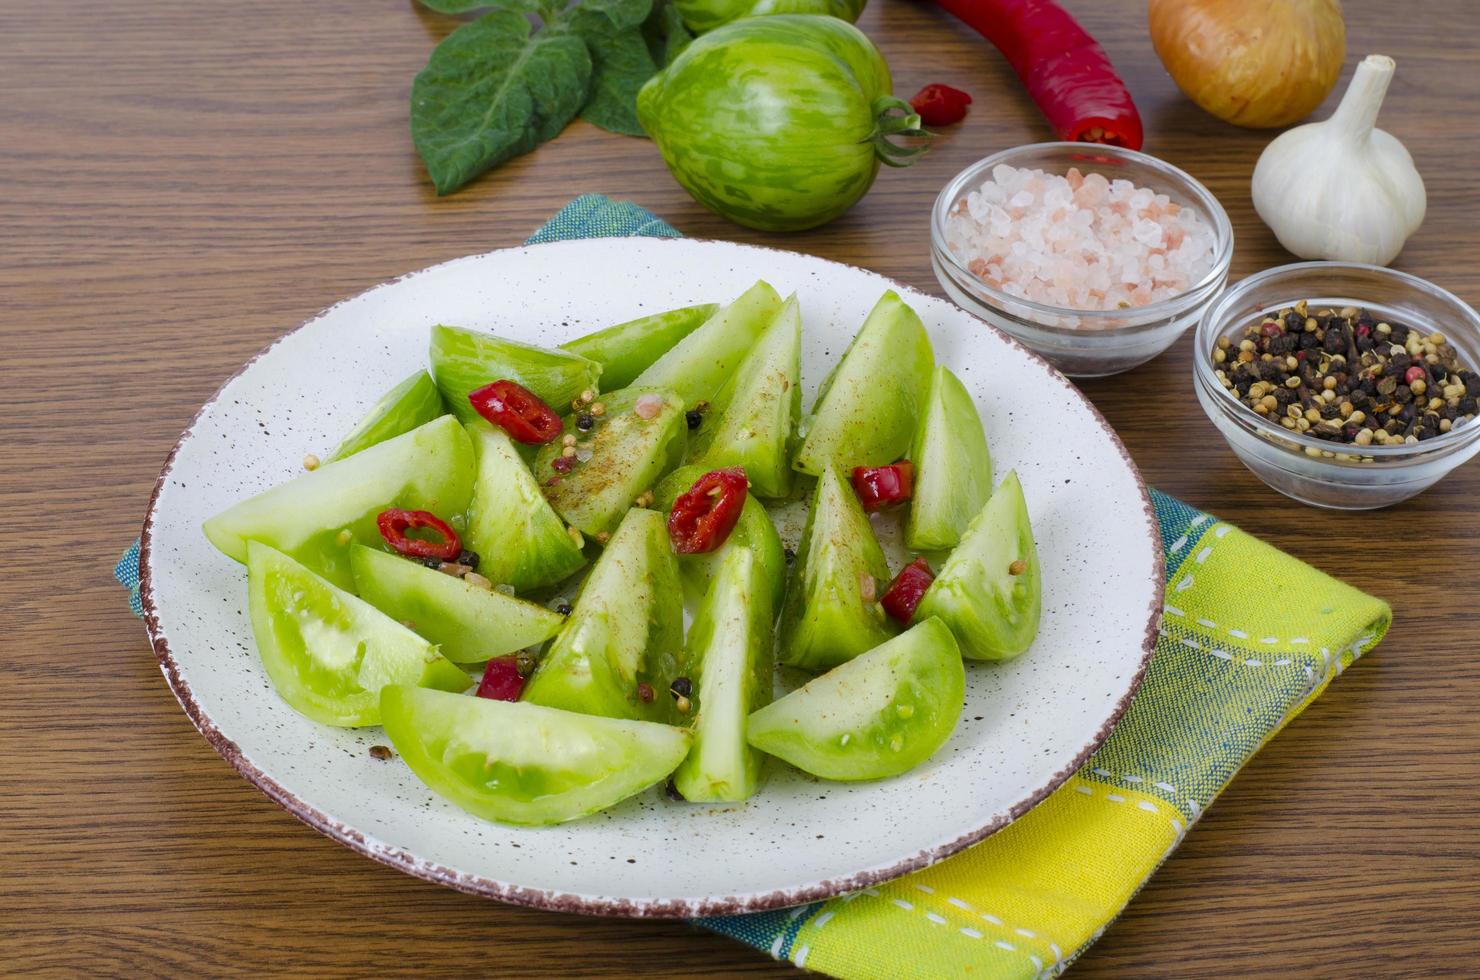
[931,142,1233,377]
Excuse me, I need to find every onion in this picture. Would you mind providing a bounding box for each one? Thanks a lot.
[1148,0,1346,129]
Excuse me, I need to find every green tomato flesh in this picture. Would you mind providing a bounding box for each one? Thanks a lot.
[203,415,474,590]
[380,686,691,826]
[777,465,895,671]
[914,470,1041,660]
[348,545,563,664]
[246,542,469,727]
[464,421,587,591]
[906,365,993,551]
[794,289,933,476]
[630,281,781,409]
[521,508,685,722]
[560,303,719,392]
[690,292,801,498]
[747,616,963,781]
[328,370,447,463]
[637,16,893,232]
[675,0,866,34]
[533,387,687,537]
[428,323,601,424]
[673,547,776,802]
[654,464,786,613]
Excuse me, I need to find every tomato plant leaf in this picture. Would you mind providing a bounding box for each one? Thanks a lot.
[578,29,658,137]
[411,11,592,195]
[417,0,554,15]
[567,0,654,35]
[641,1,693,67]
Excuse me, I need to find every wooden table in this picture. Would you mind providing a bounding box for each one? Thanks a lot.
[5,0,1477,974]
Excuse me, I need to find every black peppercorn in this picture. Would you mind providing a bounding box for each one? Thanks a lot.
[456,549,480,570]
[669,677,692,699]
[575,412,595,431]
[685,409,703,430]
[555,601,573,616]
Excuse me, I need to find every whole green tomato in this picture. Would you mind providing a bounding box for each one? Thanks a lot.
[674,0,866,35]
[636,15,925,232]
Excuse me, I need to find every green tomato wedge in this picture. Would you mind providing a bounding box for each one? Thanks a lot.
[793,290,933,476]
[203,415,473,591]
[429,324,601,424]
[247,542,469,727]
[463,421,587,591]
[533,388,686,538]
[522,508,685,721]
[777,465,895,671]
[560,303,719,392]
[673,546,775,802]
[654,464,786,612]
[327,371,446,463]
[914,470,1041,660]
[675,0,866,34]
[690,292,802,499]
[630,281,781,409]
[906,365,993,551]
[348,545,563,664]
[747,616,963,781]
[381,686,691,826]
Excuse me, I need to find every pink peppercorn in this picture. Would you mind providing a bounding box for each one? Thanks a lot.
[1405,366,1426,384]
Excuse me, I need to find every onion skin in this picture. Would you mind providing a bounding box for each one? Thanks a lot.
[1149,0,1346,129]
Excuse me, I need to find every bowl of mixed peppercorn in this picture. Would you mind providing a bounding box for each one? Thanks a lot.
[1194,262,1480,509]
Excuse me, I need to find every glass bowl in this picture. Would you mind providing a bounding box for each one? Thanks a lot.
[931,142,1234,378]
[1194,262,1480,510]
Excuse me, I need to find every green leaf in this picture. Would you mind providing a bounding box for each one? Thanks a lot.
[417,0,551,14]
[567,0,654,33]
[411,11,593,195]
[641,1,693,66]
[579,29,658,137]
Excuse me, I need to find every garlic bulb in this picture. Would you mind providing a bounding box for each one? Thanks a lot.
[1252,54,1425,266]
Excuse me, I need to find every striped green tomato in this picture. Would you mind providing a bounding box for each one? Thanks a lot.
[636,15,925,232]
[673,0,866,35]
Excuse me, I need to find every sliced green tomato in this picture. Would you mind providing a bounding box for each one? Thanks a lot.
[522,508,685,721]
[777,465,895,671]
[673,547,775,802]
[906,365,993,551]
[327,371,446,463]
[630,281,782,408]
[246,542,469,726]
[793,290,934,476]
[690,293,801,499]
[203,415,473,590]
[747,616,963,781]
[533,388,686,537]
[429,324,601,424]
[914,470,1041,660]
[381,686,691,826]
[654,464,785,612]
[348,545,563,664]
[463,421,586,591]
[560,303,719,392]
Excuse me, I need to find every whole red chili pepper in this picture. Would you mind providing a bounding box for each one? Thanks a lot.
[468,379,564,445]
[476,657,526,702]
[852,461,914,513]
[910,83,973,127]
[881,557,936,625]
[667,467,748,555]
[376,508,462,561]
[929,0,1143,149]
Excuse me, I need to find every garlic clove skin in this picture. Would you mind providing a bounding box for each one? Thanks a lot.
[1252,54,1426,266]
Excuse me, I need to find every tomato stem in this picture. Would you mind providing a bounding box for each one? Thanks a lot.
[866,95,931,168]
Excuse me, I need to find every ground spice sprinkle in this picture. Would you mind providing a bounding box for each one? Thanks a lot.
[1214,301,1479,449]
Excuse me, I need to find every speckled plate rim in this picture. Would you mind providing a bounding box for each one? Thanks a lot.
[139,238,1165,918]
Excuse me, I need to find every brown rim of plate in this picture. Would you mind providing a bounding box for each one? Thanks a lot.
[139,237,1166,919]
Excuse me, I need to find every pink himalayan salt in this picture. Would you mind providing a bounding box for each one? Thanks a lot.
[945,164,1216,320]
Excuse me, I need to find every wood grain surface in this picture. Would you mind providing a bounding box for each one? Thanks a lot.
[3,0,1478,975]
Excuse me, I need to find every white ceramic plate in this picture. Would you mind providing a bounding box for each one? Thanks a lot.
[142,238,1162,917]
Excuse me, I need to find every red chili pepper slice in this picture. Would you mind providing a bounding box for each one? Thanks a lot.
[376,508,462,561]
[851,461,914,513]
[910,83,973,127]
[881,557,936,625]
[930,0,1143,149]
[475,657,525,702]
[667,467,748,555]
[468,379,564,445]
